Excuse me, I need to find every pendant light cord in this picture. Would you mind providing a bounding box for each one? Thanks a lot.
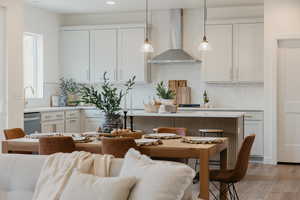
[203,0,207,37]
[146,0,149,40]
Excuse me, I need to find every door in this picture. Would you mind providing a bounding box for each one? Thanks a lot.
[84,118,100,132]
[236,23,264,82]
[204,24,233,82]
[61,30,90,83]
[278,39,300,163]
[91,29,117,83]
[0,7,5,138]
[41,121,64,133]
[118,28,146,82]
[65,119,81,133]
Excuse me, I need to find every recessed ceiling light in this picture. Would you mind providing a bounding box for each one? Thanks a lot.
[106,1,116,5]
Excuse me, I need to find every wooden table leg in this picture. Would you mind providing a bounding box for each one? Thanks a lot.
[199,151,209,200]
[220,149,228,200]
[130,116,134,132]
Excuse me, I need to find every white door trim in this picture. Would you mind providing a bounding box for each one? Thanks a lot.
[269,34,300,164]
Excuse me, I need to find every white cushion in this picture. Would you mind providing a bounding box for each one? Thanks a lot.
[119,149,195,200]
[60,170,136,200]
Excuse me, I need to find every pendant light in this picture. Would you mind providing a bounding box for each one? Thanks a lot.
[141,0,154,53]
[198,0,212,51]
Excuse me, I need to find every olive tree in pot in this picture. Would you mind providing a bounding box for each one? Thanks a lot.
[80,72,135,133]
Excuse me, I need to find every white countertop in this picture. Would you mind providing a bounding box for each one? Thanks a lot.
[127,110,245,118]
[24,106,263,114]
[24,106,96,113]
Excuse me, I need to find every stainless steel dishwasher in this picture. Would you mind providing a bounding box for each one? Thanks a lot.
[24,112,41,134]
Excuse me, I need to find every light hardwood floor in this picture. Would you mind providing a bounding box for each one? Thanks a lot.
[192,163,300,200]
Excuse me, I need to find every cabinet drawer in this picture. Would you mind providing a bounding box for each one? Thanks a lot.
[82,109,103,118]
[244,112,263,121]
[41,112,65,122]
[65,110,80,119]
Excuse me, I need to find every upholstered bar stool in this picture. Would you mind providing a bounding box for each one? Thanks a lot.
[198,129,224,137]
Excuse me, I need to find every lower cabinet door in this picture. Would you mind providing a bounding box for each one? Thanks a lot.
[41,120,65,133]
[84,118,101,132]
[65,119,81,133]
[244,120,264,156]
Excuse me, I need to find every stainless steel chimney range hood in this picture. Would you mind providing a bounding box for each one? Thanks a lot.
[148,9,200,64]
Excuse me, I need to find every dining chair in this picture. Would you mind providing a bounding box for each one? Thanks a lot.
[39,136,76,155]
[101,137,138,158]
[209,134,256,200]
[3,128,26,140]
[156,127,188,136]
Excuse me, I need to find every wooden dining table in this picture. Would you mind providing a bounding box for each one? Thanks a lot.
[1,137,228,200]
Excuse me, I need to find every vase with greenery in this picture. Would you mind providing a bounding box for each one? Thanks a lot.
[156,81,175,105]
[80,72,135,133]
[59,78,82,106]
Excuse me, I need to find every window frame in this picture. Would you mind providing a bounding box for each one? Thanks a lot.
[23,32,44,99]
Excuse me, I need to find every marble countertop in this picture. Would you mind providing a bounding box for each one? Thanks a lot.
[127,110,245,118]
[24,106,262,114]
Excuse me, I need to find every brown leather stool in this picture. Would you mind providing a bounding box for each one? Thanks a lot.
[101,137,138,158]
[39,136,76,155]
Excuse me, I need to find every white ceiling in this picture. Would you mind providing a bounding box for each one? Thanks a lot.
[25,0,264,14]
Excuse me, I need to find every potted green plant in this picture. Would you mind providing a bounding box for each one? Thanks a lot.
[156,81,175,105]
[59,78,82,106]
[80,72,135,133]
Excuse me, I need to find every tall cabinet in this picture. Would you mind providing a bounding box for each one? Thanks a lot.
[204,21,264,83]
[61,24,148,84]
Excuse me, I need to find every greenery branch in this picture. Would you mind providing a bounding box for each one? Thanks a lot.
[156,81,175,99]
[79,72,135,116]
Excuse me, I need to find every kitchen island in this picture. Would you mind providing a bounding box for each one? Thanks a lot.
[128,110,245,167]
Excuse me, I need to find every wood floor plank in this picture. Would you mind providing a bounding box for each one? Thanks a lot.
[191,164,300,200]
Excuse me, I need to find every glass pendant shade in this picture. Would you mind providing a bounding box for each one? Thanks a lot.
[141,38,154,53]
[198,36,212,51]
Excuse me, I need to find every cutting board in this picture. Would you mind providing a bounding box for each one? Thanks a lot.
[176,87,191,105]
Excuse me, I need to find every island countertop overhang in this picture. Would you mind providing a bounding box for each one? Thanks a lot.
[127,110,245,118]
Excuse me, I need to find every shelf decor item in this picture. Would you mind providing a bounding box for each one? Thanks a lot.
[59,78,82,106]
[80,72,135,133]
[156,81,175,105]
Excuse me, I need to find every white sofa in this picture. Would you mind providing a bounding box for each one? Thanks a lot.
[0,154,194,200]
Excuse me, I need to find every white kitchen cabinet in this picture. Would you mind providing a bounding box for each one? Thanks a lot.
[65,110,81,133]
[204,24,233,82]
[244,112,264,157]
[65,119,81,133]
[84,118,101,132]
[91,29,117,83]
[235,23,264,82]
[41,120,65,133]
[61,30,90,83]
[204,22,264,83]
[118,28,147,83]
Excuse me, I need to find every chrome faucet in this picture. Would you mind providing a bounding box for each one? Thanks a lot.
[24,86,35,106]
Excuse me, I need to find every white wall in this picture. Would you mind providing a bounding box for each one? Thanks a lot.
[62,6,264,109]
[24,5,61,107]
[0,0,24,133]
[264,0,300,164]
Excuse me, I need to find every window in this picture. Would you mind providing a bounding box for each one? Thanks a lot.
[23,32,43,99]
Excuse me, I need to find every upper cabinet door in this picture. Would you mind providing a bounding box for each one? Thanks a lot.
[235,23,264,83]
[204,24,233,82]
[61,30,90,83]
[91,29,117,83]
[118,28,147,83]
